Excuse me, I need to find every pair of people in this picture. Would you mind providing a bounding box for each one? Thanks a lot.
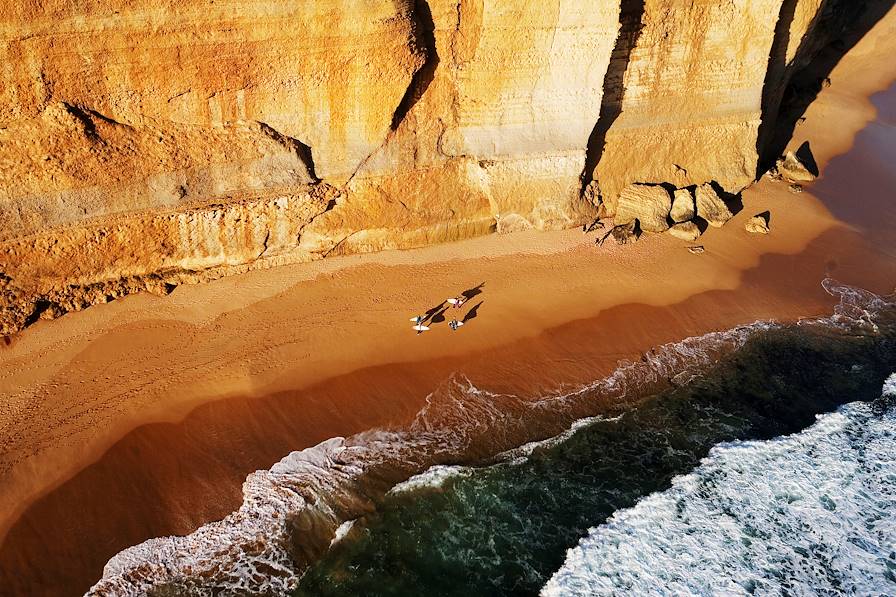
[412,313,461,331]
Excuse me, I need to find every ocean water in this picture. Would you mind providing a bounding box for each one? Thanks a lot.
[543,383,896,596]
[91,282,896,596]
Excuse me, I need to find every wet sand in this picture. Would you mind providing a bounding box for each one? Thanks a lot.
[7,227,896,595]
[2,12,896,596]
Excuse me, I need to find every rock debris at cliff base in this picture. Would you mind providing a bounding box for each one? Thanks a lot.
[0,0,887,334]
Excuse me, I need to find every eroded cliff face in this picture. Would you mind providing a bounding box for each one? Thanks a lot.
[0,0,882,334]
[300,0,621,256]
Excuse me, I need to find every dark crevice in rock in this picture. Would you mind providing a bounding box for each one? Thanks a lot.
[755,0,803,178]
[22,299,52,327]
[62,102,127,141]
[709,181,744,216]
[341,0,440,188]
[258,229,271,258]
[757,0,895,173]
[579,0,646,199]
[296,184,342,246]
[634,181,679,194]
[390,0,439,131]
[257,122,320,182]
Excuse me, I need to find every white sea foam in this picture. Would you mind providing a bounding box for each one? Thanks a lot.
[330,519,356,548]
[87,281,893,596]
[395,414,626,492]
[542,376,896,597]
[497,414,623,464]
[389,465,473,494]
[884,372,896,397]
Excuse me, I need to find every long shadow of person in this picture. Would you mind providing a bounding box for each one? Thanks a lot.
[462,302,483,324]
[430,308,449,325]
[462,283,485,300]
[422,302,445,323]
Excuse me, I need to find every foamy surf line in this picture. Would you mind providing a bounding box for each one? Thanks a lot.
[387,413,624,495]
[542,373,896,596]
[87,281,894,596]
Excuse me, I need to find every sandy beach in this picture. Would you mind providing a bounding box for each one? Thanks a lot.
[2,10,896,595]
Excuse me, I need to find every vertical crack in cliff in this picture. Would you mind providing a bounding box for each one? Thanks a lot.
[390,0,439,131]
[579,0,646,200]
[755,0,801,177]
[341,0,439,189]
[257,229,271,259]
[757,0,895,173]
[257,122,320,182]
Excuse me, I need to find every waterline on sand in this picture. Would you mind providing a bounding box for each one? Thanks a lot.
[90,280,895,596]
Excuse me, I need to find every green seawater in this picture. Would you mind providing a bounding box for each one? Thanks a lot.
[295,294,896,597]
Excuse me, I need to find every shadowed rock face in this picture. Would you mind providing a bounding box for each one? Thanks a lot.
[0,0,886,334]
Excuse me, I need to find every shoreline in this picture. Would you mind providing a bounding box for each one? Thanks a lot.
[2,10,896,595]
[16,230,895,595]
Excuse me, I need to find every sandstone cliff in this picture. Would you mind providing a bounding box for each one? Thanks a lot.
[0,0,888,334]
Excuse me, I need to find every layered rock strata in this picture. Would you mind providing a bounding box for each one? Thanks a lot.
[0,0,882,334]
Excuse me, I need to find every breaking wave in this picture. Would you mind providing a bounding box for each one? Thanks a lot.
[88,280,894,596]
[543,374,896,596]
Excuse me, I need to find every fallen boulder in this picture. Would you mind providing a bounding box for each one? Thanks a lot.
[695,184,733,228]
[669,221,701,241]
[777,153,816,183]
[670,188,695,223]
[615,184,671,233]
[776,142,818,183]
[496,213,534,234]
[745,212,770,234]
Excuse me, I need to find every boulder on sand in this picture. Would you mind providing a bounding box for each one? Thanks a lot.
[745,212,770,234]
[695,183,733,228]
[612,220,639,245]
[669,221,701,241]
[615,184,672,233]
[670,188,695,223]
[776,142,818,183]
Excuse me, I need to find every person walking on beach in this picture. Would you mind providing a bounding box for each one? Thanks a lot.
[449,319,459,331]
[411,314,430,335]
